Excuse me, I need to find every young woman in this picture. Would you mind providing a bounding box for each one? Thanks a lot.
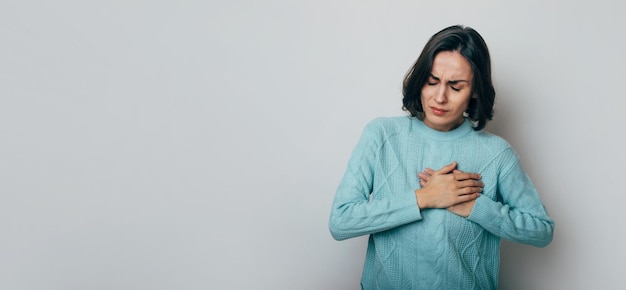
[329,25,554,289]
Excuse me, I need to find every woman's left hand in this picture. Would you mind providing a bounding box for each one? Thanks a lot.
[419,167,478,217]
[446,199,476,217]
[418,168,435,187]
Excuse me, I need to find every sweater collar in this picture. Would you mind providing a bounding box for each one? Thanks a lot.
[412,117,474,141]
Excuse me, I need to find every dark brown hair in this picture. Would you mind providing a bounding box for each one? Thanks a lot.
[402,25,495,130]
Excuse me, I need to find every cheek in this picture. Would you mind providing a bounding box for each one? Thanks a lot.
[420,87,433,101]
[463,95,473,107]
[420,92,432,110]
[456,97,472,113]
[421,85,435,95]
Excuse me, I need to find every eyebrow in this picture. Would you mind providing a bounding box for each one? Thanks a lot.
[429,74,470,85]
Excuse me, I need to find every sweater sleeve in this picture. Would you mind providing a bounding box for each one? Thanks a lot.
[329,121,423,241]
[467,148,554,247]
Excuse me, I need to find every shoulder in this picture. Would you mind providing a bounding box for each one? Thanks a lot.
[472,130,522,168]
[363,115,413,136]
[472,130,516,156]
[355,116,413,148]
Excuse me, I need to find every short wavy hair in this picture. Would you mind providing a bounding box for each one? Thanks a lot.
[402,25,495,131]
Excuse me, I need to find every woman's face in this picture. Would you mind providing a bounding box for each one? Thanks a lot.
[421,51,474,132]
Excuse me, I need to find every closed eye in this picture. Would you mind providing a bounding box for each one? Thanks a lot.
[448,80,468,92]
[428,74,439,86]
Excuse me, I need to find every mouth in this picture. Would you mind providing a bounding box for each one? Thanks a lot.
[430,107,448,116]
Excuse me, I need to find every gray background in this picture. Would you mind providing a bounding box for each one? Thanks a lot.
[1,1,624,289]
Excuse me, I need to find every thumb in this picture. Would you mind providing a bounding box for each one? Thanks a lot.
[435,161,457,174]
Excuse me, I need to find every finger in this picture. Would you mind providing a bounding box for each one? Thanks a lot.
[418,176,432,186]
[458,180,485,188]
[424,168,434,175]
[459,192,480,200]
[435,161,457,175]
[454,172,481,181]
[459,186,483,195]
[418,172,429,179]
[470,173,482,180]
[459,194,479,203]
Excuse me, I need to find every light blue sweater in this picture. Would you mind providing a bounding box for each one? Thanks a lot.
[329,116,554,289]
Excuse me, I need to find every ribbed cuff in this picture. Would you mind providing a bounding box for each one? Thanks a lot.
[397,190,422,222]
[467,195,499,225]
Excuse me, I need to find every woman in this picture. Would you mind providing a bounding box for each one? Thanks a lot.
[329,25,554,289]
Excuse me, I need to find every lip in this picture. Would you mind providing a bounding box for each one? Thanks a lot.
[430,106,448,116]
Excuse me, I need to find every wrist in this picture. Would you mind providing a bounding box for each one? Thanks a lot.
[415,188,430,209]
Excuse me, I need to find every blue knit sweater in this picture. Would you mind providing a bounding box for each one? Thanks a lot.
[329,116,554,289]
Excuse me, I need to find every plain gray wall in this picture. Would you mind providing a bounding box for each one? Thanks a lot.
[1,1,624,289]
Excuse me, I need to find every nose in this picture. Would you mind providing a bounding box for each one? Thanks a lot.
[434,84,447,104]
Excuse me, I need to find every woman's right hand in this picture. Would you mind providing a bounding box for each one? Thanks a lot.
[415,162,484,209]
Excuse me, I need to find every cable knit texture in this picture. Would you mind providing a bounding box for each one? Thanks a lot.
[329,116,554,290]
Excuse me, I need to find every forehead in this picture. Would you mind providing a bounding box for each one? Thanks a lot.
[431,51,473,80]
